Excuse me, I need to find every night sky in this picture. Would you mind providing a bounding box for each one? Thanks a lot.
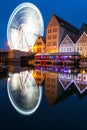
[0,0,87,49]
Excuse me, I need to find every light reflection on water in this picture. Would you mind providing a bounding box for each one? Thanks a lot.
[0,65,87,115]
[7,70,42,115]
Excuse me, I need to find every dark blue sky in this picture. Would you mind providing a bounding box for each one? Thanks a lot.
[0,0,87,49]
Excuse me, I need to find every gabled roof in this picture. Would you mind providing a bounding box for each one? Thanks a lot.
[74,81,87,94]
[76,32,87,44]
[34,36,46,45]
[52,14,79,34]
[78,23,87,36]
[59,78,73,90]
[38,36,46,43]
[60,34,75,46]
[41,36,46,43]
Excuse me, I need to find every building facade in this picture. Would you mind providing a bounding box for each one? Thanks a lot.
[46,14,79,53]
[33,36,46,53]
[76,32,87,56]
[45,72,58,105]
[33,70,45,86]
[59,35,75,52]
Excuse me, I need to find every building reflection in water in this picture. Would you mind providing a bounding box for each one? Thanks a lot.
[7,70,42,115]
[58,73,74,90]
[34,67,87,106]
[74,69,87,94]
[1,64,87,113]
[32,70,45,86]
[45,72,58,106]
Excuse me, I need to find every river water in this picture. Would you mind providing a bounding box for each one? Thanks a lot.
[0,65,87,130]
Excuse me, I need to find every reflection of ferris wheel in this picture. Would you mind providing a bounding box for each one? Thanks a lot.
[7,2,44,52]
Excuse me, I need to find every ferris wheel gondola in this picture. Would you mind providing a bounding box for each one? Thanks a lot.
[7,2,44,52]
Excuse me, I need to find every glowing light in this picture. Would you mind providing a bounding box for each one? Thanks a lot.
[7,71,42,115]
[7,2,44,52]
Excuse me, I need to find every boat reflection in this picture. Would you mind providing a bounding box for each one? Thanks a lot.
[7,70,42,115]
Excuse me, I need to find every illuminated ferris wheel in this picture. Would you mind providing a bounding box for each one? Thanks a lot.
[7,2,44,52]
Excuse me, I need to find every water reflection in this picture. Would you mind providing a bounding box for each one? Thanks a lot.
[7,70,42,115]
[34,67,87,106]
[1,64,87,115]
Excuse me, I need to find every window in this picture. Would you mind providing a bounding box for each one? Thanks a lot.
[53,28,57,32]
[85,47,87,51]
[80,46,82,51]
[48,36,51,39]
[46,78,50,81]
[37,48,41,52]
[37,42,42,45]
[52,42,57,46]
[51,78,56,82]
[47,42,51,46]
[43,47,45,50]
[83,76,86,80]
[48,29,52,33]
[77,47,79,51]
[79,76,81,80]
[36,72,41,76]
[53,35,57,39]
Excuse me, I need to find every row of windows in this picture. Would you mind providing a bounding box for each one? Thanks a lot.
[46,89,56,95]
[36,42,42,45]
[34,47,45,52]
[48,28,57,33]
[60,47,73,52]
[47,42,57,46]
[75,75,87,81]
[49,21,58,26]
[76,46,87,51]
[48,35,57,39]
[46,77,56,82]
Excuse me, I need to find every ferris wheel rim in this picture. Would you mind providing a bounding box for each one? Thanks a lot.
[7,2,44,51]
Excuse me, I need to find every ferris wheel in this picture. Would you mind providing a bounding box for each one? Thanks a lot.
[7,2,44,52]
[7,71,42,115]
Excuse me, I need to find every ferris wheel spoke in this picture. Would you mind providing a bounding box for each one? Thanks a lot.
[7,2,44,51]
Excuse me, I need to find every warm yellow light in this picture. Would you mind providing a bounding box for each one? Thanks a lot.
[82,70,85,74]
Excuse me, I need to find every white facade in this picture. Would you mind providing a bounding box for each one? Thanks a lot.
[59,35,75,52]
[75,32,87,56]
